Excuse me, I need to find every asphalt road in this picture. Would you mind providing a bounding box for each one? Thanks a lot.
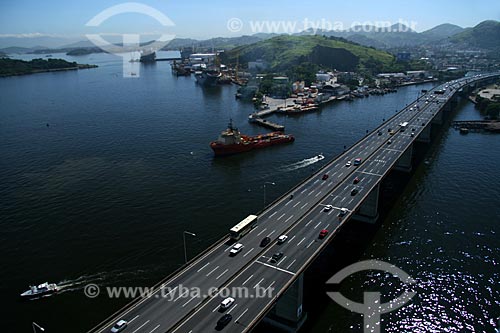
[90,74,498,333]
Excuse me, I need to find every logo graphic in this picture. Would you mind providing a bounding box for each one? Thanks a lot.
[326,260,416,333]
[85,2,175,77]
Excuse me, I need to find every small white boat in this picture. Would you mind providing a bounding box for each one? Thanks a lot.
[20,282,59,298]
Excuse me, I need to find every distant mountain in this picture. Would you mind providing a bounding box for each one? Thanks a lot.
[450,20,500,51]
[0,36,81,49]
[421,23,464,39]
[162,34,274,51]
[223,35,395,73]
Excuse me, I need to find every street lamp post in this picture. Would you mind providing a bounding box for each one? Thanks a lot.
[183,231,196,264]
[32,322,45,333]
[263,182,276,207]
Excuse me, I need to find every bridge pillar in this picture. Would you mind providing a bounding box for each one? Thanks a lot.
[431,108,443,125]
[416,123,431,143]
[263,273,308,332]
[353,183,380,224]
[394,144,413,173]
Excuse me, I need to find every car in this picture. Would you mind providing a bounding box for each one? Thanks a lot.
[220,297,235,310]
[389,130,396,135]
[351,188,359,196]
[353,158,362,166]
[216,314,232,329]
[388,128,392,133]
[387,140,392,145]
[412,128,416,132]
[111,320,128,333]
[322,174,329,180]
[353,177,360,184]
[421,122,425,126]
[323,204,333,212]
[378,131,382,136]
[270,252,284,263]
[229,243,243,256]
[346,161,352,167]
[260,237,271,247]
[319,229,328,239]
[277,235,288,244]
[411,132,415,137]
[338,208,348,217]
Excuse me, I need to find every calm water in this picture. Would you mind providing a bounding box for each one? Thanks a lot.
[0,53,497,332]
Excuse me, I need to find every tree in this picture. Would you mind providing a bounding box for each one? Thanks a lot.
[485,103,500,119]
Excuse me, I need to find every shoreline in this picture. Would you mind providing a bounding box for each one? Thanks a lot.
[0,64,98,78]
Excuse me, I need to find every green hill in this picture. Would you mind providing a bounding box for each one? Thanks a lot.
[450,20,500,51]
[223,35,395,74]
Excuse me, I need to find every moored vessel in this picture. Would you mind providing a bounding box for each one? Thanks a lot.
[210,120,294,156]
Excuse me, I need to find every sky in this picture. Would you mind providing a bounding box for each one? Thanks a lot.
[0,0,499,42]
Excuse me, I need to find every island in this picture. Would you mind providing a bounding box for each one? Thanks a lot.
[0,57,98,77]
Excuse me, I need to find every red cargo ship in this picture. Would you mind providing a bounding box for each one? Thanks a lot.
[210,120,295,156]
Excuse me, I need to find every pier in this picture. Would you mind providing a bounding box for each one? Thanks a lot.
[452,120,500,132]
[248,115,285,131]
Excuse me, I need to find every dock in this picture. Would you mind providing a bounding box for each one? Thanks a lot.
[248,115,285,131]
[452,120,500,133]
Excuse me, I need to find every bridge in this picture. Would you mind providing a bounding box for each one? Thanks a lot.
[89,73,499,333]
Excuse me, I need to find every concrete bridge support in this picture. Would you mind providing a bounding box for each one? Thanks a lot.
[416,123,431,143]
[263,273,307,332]
[432,108,444,125]
[353,183,380,224]
[394,144,413,173]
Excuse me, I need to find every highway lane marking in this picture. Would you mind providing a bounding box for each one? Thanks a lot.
[148,324,160,333]
[255,260,295,276]
[268,211,277,219]
[383,148,403,152]
[212,304,220,313]
[129,315,139,324]
[235,308,249,323]
[313,179,319,184]
[308,190,315,196]
[162,286,178,298]
[277,256,287,266]
[182,296,197,307]
[284,200,291,206]
[360,171,383,177]
[132,320,150,333]
[216,268,229,280]
[277,213,286,221]
[325,223,330,229]
[286,259,296,270]
[288,235,296,243]
[196,262,210,273]
[327,209,334,216]
[227,303,238,314]
[300,188,308,194]
[332,171,337,176]
[340,197,346,202]
[253,278,265,289]
[256,228,268,236]
[243,247,254,258]
[348,198,354,204]
[242,274,254,286]
[264,281,276,294]
[305,219,313,227]
[293,201,301,208]
[339,172,344,177]
[315,191,322,197]
[314,221,322,229]
[206,265,220,277]
[300,203,308,209]
[297,237,306,246]
[285,215,294,223]
[173,289,190,302]
[306,240,315,249]
[267,230,276,237]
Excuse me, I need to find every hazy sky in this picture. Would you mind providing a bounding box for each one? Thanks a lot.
[1,0,499,40]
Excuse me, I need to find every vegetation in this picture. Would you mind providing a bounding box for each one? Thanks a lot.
[0,57,97,77]
[450,20,500,51]
[475,91,500,119]
[224,35,395,74]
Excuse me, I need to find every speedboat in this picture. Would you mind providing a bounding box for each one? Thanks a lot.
[20,282,59,298]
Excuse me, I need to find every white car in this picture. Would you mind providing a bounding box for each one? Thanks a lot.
[277,235,288,244]
[111,320,128,333]
[323,205,333,212]
[339,208,348,217]
[220,297,235,310]
[229,243,243,256]
[345,161,352,167]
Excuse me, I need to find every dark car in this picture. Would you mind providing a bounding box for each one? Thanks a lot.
[353,177,360,184]
[270,252,284,263]
[216,313,232,329]
[322,174,329,180]
[260,236,271,247]
[378,131,382,136]
[351,188,359,196]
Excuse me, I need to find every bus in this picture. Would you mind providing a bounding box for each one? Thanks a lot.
[399,122,409,132]
[229,215,258,240]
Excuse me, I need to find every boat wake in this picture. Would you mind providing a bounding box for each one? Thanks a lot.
[280,154,325,172]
